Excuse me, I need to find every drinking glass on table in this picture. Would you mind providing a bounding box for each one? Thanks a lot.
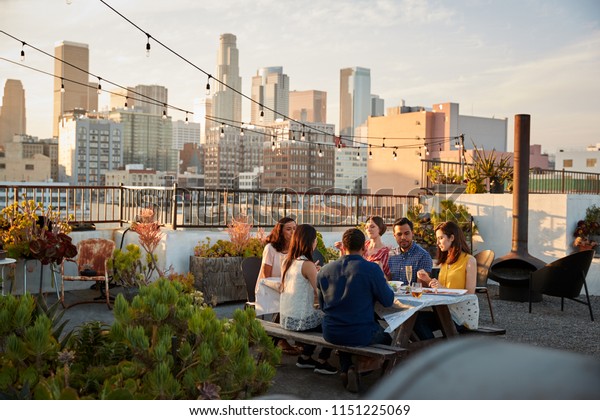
[410,282,423,298]
[405,265,413,285]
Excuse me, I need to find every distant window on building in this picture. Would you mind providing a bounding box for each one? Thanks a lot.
[25,164,34,170]
[586,158,597,167]
[563,159,573,168]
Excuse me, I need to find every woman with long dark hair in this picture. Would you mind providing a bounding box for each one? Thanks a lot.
[258,216,296,281]
[417,221,476,293]
[279,224,337,375]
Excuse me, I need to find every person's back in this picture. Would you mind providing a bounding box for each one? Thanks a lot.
[318,228,394,346]
[319,254,393,345]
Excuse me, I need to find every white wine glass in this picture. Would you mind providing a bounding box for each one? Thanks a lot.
[405,265,413,285]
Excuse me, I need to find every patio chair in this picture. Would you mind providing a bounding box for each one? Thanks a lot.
[475,250,495,323]
[241,256,262,309]
[528,249,595,321]
[60,238,116,309]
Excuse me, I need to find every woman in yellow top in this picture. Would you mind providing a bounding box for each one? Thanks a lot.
[414,221,476,340]
[417,221,476,293]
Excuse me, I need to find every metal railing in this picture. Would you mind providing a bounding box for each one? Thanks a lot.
[421,159,600,194]
[0,184,419,229]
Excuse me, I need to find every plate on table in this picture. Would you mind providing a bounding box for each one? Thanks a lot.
[388,281,407,294]
[422,288,467,295]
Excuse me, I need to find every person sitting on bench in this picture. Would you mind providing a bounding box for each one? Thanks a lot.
[317,228,395,391]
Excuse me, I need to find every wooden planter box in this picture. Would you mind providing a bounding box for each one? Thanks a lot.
[189,256,247,305]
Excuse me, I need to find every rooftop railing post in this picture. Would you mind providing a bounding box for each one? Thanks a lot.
[119,183,124,227]
[561,169,565,194]
[171,182,178,230]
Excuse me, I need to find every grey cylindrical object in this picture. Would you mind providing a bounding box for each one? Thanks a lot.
[512,114,530,254]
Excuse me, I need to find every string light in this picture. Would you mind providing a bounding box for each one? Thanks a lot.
[337,143,342,152]
[382,137,386,148]
[356,151,361,161]
[145,33,151,57]
[318,148,323,158]
[240,127,244,136]
[162,103,167,120]
[97,77,102,94]
[185,112,189,124]
[206,75,211,95]
[20,42,25,61]
[60,78,65,93]
[393,147,398,161]
[259,109,264,123]
[301,131,306,141]
[271,141,276,152]
[124,96,128,109]
[220,123,225,138]
[369,145,373,160]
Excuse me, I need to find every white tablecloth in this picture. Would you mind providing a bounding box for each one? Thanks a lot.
[377,292,479,333]
[255,277,281,316]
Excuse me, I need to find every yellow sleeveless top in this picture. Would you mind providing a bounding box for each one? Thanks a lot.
[439,252,470,289]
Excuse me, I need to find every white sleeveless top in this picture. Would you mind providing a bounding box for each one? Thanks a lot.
[280,257,323,331]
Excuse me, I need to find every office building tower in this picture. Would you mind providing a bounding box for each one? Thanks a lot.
[172,120,201,151]
[193,97,212,144]
[53,41,98,137]
[289,90,327,123]
[0,79,26,147]
[262,121,335,192]
[58,111,123,185]
[109,109,177,173]
[371,94,384,117]
[251,67,289,124]
[212,34,242,125]
[339,67,371,138]
[127,85,168,116]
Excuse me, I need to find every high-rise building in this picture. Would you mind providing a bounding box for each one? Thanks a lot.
[371,94,384,117]
[251,67,289,124]
[172,120,201,150]
[212,34,242,125]
[339,67,371,138]
[127,85,168,116]
[58,111,123,185]
[262,121,335,192]
[108,109,177,173]
[0,79,27,147]
[53,41,98,137]
[193,97,212,144]
[289,90,327,123]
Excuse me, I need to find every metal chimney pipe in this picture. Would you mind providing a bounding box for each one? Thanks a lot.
[512,114,530,254]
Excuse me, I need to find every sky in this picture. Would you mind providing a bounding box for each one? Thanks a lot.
[1,0,599,155]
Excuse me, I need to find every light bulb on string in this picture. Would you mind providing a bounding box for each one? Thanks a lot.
[185,112,189,124]
[20,42,25,61]
[220,123,225,138]
[271,141,276,152]
[393,148,398,161]
[337,143,341,152]
[162,104,167,120]
[382,137,386,148]
[240,127,244,137]
[97,77,102,95]
[318,149,323,158]
[301,131,306,141]
[368,145,373,160]
[60,78,65,93]
[259,109,264,123]
[145,33,151,57]
[124,96,128,110]
[205,75,211,95]
[356,151,361,161]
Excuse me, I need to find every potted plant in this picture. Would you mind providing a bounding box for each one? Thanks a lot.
[471,146,513,193]
[573,204,600,254]
[426,165,466,194]
[190,216,265,305]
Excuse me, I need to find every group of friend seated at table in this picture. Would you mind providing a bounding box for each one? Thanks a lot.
[255,215,477,392]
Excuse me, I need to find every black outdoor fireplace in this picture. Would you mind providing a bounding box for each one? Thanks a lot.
[488,114,545,302]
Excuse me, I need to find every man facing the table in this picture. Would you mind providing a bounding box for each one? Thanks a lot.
[317,228,394,392]
[388,217,433,285]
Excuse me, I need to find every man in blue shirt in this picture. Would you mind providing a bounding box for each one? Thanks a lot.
[388,217,434,285]
[317,228,394,392]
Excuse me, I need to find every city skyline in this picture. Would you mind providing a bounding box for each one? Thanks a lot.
[1,0,599,154]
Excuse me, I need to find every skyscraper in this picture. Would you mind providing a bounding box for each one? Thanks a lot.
[212,34,242,125]
[0,79,26,146]
[53,41,98,137]
[126,85,169,116]
[289,90,327,123]
[339,67,371,138]
[251,67,289,124]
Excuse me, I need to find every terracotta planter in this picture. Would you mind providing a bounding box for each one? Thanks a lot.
[189,256,247,305]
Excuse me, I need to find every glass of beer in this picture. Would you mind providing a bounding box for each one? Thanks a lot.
[411,282,423,298]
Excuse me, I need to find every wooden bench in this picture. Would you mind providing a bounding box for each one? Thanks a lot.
[257,319,407,375]
[463,326,507,335]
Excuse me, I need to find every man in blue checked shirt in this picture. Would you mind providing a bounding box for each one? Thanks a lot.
[388,217,433,285]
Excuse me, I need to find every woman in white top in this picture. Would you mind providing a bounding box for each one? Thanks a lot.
[258,216,296,280]
[279,224,337,375]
